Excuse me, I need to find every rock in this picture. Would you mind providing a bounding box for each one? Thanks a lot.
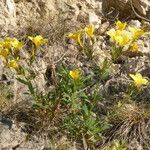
[142,21,150,31]
[103,76,130,96]
[0,118,51,149]
[0,0,16,28]
[127,140,143,150]
[138,37,150,55]
[89,12,101,28]
[102,0,131,18]
[97,21,110,35]
[102,0,150,19]
[133,0,150,16]
[6,0,16,18]
[121,56,150,78]
[0,0,104,34]
[93,36,111,68]
[129,20,141,28]
[0,117,13,129]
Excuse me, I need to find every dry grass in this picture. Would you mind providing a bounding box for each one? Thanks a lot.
[0,84,13,114]
[49,136,79,150]
[3,101,59,134]
[104,100,150,149]
[2,100,82,150]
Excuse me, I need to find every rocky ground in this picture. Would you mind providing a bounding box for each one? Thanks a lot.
[0,0,150,150]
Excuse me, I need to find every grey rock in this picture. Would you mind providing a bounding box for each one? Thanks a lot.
[102,0,150,19]
[0,117,13,129]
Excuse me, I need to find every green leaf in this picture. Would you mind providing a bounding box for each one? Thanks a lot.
[28,81,35,95]
[79,92,89,101]
[16,77,28,85]
[100,58,111,80]
[100,68,111,80]
[82,104,89,116]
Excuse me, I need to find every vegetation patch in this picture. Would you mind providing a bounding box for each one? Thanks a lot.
[0,20,150,149]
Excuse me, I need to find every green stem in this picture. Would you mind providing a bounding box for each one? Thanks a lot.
[30,45,37,65]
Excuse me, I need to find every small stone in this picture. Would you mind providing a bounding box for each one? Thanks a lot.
[102,0,150,18]
[0,117,13,129]
[138,39,150,54]
[97,21,110,35]
[89,12,101,28]
[129,20,141,28]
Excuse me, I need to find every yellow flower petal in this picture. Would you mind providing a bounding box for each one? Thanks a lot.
[107,29,116,42]
[3,38,13,49]
[114,34,130,47]
[128,27,144,39]
[107,29,121,43]
[84,24,95,38]
[69,69,80,80]
[8,60,19,69]
[116,21,127,31]
[107,29,130,47]
[130,42,139,53]
[0,41,3,48]
[129,73,148,86]
[68,31,83,48]
[0,49,9,59]
[11,38,24,49]
[28,35,48,47]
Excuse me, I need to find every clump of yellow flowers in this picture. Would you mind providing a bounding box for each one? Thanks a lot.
[0,35,48,103]
[68,24,96,59]
[0,38,24,59]
[68,24,95,48]
[0,35,47,72]
[107,21,129,47]
[106,21,144,61]
[0,37,24,72]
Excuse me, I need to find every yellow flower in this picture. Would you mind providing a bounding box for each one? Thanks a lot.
[0,38,24,50]
[69,69,80,80]
[0,49,9,59]
[68,31,83,48]
[2,38,13,49]
[116,21,127,31]
[28,35,48,47]
[129,73,148,86]
[115,34,130,47]
[107,29,121,43]
[84,25,95,38]
[130,42,139,53]
[128,27,144,39]
[107,29,130,47]
[0,41,3,48]
[7,60,19,69]
[11,38,24,49]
